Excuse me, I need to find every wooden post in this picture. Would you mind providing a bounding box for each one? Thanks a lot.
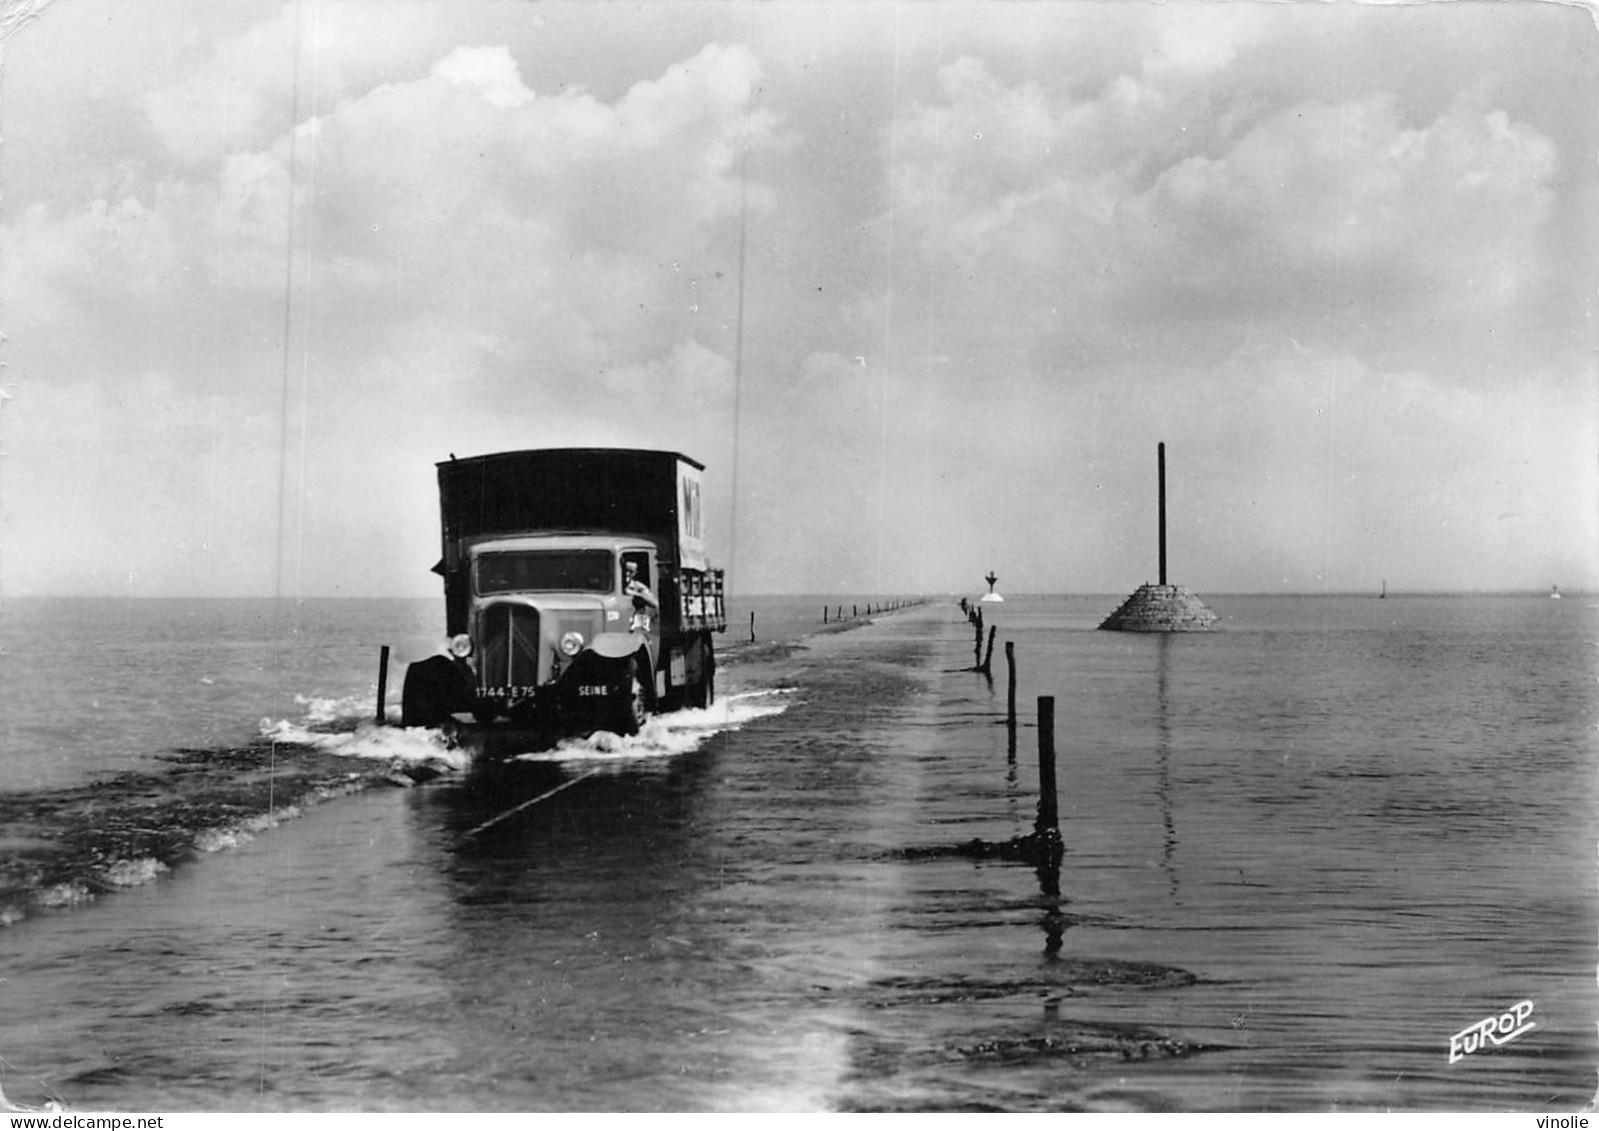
[982,625,997,673]
[375,645,390,725]
[823,606,828,623]
[749,611,756,642]
[1036,696,1058,832]
[973,621,983,667]
[1005,642,1017,731]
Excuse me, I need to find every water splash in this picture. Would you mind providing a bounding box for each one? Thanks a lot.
[258,687,791,774]
[258,714,471,774]
[512,689,793,765]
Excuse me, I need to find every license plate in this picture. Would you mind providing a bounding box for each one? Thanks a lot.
[577,684,608,697]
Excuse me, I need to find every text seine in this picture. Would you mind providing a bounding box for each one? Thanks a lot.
[1447,999,1535,1063]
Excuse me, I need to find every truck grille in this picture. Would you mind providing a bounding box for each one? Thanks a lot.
[478,604,541,692]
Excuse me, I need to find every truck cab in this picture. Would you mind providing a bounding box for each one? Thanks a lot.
[463,535,661,733]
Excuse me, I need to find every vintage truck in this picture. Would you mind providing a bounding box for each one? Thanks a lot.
[400,448,727,737]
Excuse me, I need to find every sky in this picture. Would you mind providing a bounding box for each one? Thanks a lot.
[0,0,1594,599]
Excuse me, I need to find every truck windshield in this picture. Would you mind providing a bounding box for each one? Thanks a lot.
[475,550,614,594]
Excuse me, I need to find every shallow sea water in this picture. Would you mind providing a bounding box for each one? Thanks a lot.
[0,594,1593,1111]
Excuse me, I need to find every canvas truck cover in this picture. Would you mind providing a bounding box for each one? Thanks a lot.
[435,448,710,574]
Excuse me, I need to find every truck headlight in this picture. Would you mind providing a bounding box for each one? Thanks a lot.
[449,633,473,658]
[559,631,584,657]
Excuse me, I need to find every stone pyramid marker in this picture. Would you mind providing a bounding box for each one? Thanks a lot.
[1099,442,1218,632]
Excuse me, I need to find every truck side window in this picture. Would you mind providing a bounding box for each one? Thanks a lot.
[622,553,658,633]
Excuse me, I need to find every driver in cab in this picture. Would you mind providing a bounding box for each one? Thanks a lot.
[623,558,658,633]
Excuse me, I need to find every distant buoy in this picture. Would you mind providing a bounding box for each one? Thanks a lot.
[979,571,1003,602]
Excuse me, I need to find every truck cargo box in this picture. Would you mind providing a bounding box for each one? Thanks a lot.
[438,448,704,561]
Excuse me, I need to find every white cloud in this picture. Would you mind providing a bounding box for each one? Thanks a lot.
[16,34,780,389]
[882,57,1562,378]
[142,1,455,164]
[432,44,534,108]
[1143,4,1269,77]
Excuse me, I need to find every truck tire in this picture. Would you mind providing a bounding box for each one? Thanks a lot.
[607,657,648,736]
[689,641,716,709]
[401,656,461,728]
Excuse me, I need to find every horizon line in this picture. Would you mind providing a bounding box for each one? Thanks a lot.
[2,588,1592,602]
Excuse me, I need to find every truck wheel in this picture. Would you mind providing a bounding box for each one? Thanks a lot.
[401,656,459,728]
[689,644,716,709]
[608,657,648,736]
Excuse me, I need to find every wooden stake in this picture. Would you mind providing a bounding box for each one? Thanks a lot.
[1005,641,1017,731]
[1037,695,1058,832]
[375,645,390,725]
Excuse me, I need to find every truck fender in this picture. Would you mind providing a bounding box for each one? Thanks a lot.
[587,631,646,660]
[401,654,474,728]
[596,637,657,706]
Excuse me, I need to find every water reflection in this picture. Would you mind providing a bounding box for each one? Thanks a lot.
[1038,871,1068,956]
[1155,636,1178,898]
[413,745,769,1109]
